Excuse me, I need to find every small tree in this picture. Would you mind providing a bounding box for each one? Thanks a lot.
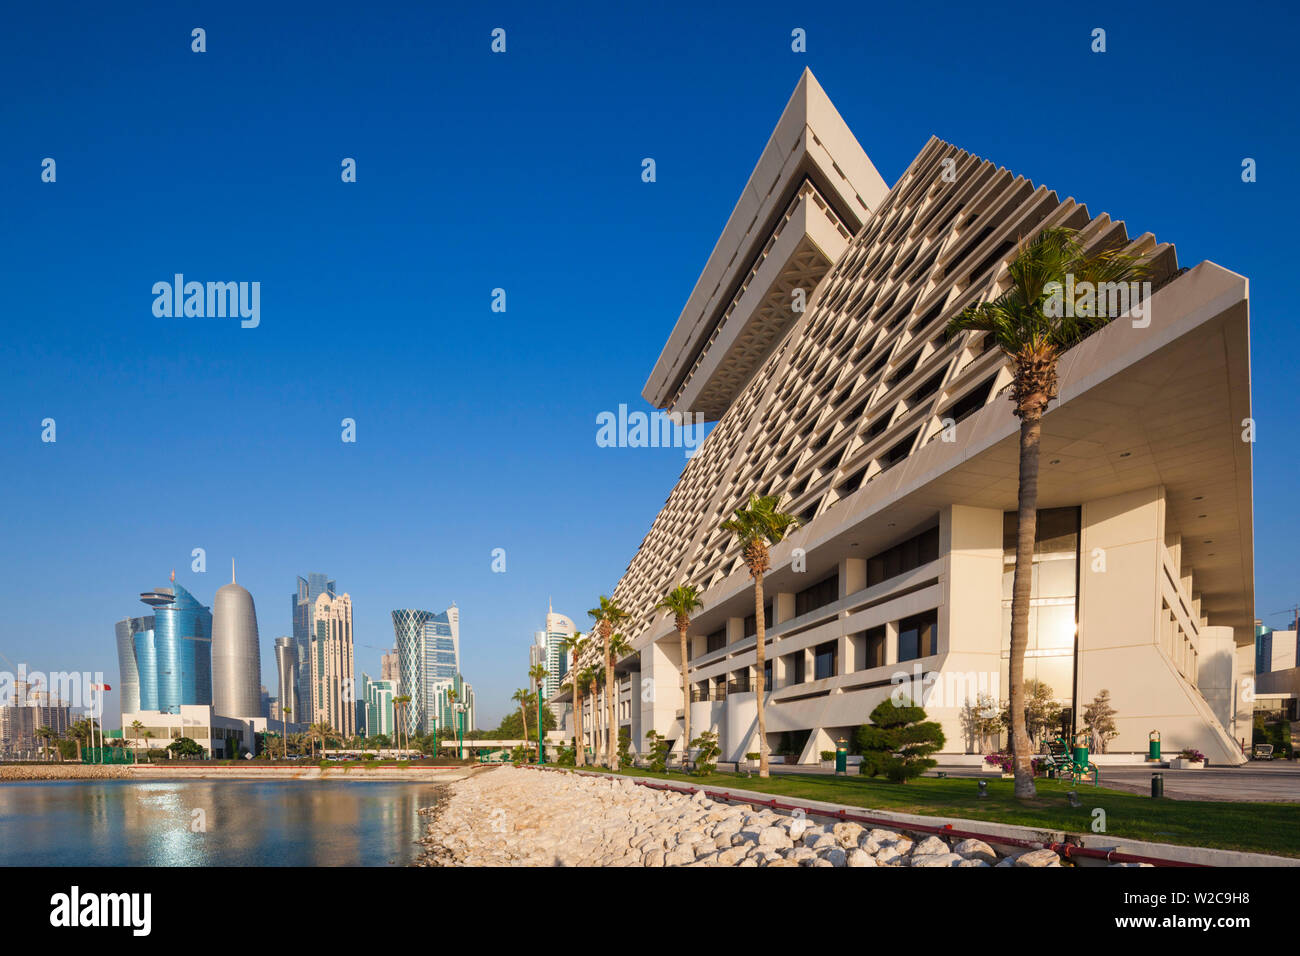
[1001,680,1061,747]
[959,693,1002,753]
[689,730,720,776]
[644,730,671,773]
[1082,689,1119,753]
[855,697,946,783]
[617,727,634,767]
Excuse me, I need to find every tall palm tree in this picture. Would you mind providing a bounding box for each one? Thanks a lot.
[512,688,532,745]
[35,726,53,761]
[576,664,597,763]
[721,493,800,778]
[129,720,145,764]
[655,584,704,763]
[588,596,630,769]
[947,226,1148,798]
[141,730,153,762]
[559,633,589,766]
[392,695,411,759]
[582,666,602,761]
[309,722,335,759]
[70,718,92,763]
[282,705,292,760]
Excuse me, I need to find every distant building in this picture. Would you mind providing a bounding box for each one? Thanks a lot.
[391,605,460,735]
[212,563,262,720]
[380,648,400,684]
[361,674,397,738]
[431,674,475,736]
[0,681,71,755]
[274,636,299,723]
[292,573,336,723]
[117,575,213,714]
[121,703,272,758]
[533,606,575,700]
[310,592,356,738]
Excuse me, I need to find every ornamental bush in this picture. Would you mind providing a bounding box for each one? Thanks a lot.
[855,697,946,783]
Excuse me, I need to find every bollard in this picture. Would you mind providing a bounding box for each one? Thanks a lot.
[835,738,848,775]
[1148,730,1161,762]
[977,779,988,798]
[1151,772,1164,798]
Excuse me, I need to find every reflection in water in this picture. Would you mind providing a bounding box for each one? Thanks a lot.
[0,780,440,866]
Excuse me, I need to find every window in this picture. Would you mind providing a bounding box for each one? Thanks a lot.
[795,573,839,617]
[743,602,773,639]
[705,628,726,654]
[785,651,805,685]
[943,374,996,425]
[814,641,838,680]
[867,526,940,587]
[861,626,887,669]
[897,610,938,662]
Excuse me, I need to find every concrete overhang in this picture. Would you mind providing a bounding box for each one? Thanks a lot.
[642,68,890,421]
[647,261,1254,645]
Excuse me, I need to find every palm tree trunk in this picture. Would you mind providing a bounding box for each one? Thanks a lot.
[679,625,690,764]
[1009,410,1041,798]
[753,574,769,778]
[604,630,617,770]
[520,705,529,746]
[574,688,585,766]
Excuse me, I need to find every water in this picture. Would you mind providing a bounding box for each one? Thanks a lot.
[0,779,441,866]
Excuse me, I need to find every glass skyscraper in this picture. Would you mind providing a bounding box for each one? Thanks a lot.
[391,604,460,735]
[118,578,213,714]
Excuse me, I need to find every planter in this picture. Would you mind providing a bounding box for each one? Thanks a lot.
[819,759,835,770]
[1169,758,1204,770]
[981,764,1006,774]
[739,759,759,771]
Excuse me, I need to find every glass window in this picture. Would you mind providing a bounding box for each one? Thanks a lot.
[814,641,838,680]
[898,610,938,662]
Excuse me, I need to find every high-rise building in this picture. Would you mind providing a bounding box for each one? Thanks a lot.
[274,636,299,724]
[292,573,336,721]
[119,575,212,714]
[0,681,71,755]
[431,674,475,737]
[390,605,460,735]
[212,562,262,719]
[380,648,400,684]
[310,591,355,737]
[554,69,1255,767]
[360,673,397,739]
[533,605,575,700]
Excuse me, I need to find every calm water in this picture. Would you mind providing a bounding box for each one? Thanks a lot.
[0,779,441,866]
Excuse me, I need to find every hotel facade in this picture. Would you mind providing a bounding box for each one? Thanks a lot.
[555,70,1254,767]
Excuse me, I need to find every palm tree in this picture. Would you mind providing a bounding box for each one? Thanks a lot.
[35,726,54,761]
[512,688,532,745]
[655,584,704,764]
[588,596,630,769]
[141,730,153,762]
[575,664,597,763]
[392,695,411,759]
[721,493,800,778]
[529,664,549,753]
[129,720,145,763]
[559,633,589,766]
[582,666,601,761]
[947,226,1148,798]
[70,718,92,763]
[282,705,292,760]
[309,722,335,759]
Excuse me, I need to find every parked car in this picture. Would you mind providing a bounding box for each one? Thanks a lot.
[1253,743,1274,760]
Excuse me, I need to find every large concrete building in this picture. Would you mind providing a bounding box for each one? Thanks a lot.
[555,69,1254,767]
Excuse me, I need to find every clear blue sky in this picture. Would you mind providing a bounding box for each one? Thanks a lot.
[1,1,1296,727]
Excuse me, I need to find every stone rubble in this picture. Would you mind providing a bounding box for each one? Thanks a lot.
[413,766,1112,868]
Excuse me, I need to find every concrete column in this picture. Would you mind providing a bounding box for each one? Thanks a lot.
[839,556,866,599]
[726,616,745,648]
[885,621,899,665]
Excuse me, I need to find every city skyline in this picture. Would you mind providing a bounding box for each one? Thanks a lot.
[2,2,1296,733]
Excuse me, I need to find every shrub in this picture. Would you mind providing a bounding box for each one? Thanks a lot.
[856,697,946,783]
[644,731,671,773]
[1178,748,1207,763]
[509,745,531,765]
[820,750,836,761]
[555,745,576,767]
[690,731,720,776]
[617,727,634,767]
[744,752,760,761]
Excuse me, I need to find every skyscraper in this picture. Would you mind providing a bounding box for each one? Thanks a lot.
[533,605,575,700]
[212,562,262,719]
[390,604,460,735]
[310,591,355,737]
[292,572,336,721]
[121,575,212,714]
[274,636,299,724]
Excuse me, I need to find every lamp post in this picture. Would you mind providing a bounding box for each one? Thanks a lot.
[536,691,544,765]
[455,702,465,761]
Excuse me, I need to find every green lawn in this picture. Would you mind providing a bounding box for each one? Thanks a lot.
[575,767,1299,857]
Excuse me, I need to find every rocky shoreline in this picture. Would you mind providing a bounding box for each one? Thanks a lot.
[414,765,1066,868]
[0,764,134,781]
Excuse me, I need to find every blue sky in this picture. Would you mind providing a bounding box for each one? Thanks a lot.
[1,1,1296,727]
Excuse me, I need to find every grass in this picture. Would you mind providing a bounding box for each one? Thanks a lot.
[573,766,1299,857]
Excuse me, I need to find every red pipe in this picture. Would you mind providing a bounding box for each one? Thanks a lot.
[522,765,1207,868]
